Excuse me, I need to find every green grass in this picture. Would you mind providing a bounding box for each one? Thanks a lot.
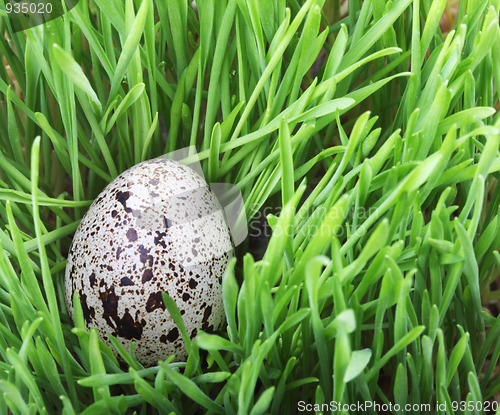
[0,0,500,413]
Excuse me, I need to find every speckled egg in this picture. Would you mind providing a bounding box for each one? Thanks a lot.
[65,157,233,366]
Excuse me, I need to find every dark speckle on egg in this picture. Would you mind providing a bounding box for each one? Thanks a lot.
[116,190,131,212]
[145,291,166,312]
[116,247,123,259]
[126,228,138,241]
[120,277,134,286]
[64,158,234,367]
[142,269,153,283]
[166,327,179,341]
[89,272,96,287]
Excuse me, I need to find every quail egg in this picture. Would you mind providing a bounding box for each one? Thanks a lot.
[65,157,233,366]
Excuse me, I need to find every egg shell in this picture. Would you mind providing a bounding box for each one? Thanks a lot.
[65,158,233,366]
